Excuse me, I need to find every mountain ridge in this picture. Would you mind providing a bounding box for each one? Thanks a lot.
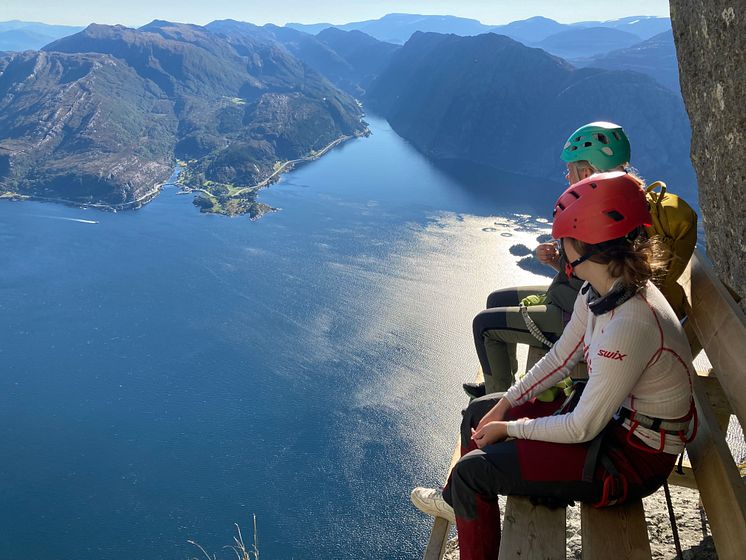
[286,13,671,45]
[0,21,366,215]
[366,31,696,200]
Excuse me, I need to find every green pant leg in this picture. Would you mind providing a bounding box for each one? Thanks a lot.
[486,285,550,308]
[478,304,566,393]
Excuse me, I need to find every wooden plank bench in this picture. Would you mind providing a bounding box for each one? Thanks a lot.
[423,250,746,560]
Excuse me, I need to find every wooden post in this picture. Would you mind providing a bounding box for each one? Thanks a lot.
[499,496,566,559]
[686,251,746,432]
[581,500,652,560]
[422,518,451,560]
[687,375,746,560]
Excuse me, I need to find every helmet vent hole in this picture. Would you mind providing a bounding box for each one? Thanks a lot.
[557,203,565,211]
[596,133,609,144]
[575,136,582,142]
[613,131,622,141]
[569,191,580,199]
[601,147,614,156]
[605,210,625,222]
[590,183,598,189]
[568,146,578,152]
[583,141,593,147]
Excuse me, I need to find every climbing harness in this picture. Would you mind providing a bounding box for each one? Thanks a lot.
[615,403,698,453]
[519,303,554,348]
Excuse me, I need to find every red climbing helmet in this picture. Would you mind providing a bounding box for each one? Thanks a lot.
[552,171,652,245]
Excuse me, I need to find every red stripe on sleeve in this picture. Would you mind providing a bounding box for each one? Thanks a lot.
[517,336,584,401]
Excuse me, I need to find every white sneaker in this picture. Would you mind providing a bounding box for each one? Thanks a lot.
[410,487,456,524]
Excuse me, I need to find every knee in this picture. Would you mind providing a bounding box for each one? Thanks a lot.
[462,394,503,428]
[452,450,488,487]
[486,287,517,309]
[472,309,507,336]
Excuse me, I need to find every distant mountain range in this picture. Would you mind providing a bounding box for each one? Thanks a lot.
[578,31,680,94]
[1,13,669,57]
[0,14,688,216]
[0,20,84,51]
[287,14,671,46]
[534,26,643,59]
[365,32,696,199]
[0,14,672,64]
[0,21,366,214]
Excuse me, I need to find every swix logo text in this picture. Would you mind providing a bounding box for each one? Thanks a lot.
[597,349,626,361]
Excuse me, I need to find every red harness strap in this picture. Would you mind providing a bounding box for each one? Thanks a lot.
[619,400,697,454]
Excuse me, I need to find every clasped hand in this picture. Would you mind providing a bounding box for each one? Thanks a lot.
[470,398,512,448]
[471,421,509,448]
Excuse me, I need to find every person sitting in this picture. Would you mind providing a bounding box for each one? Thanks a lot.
[466,121,640,397]
[412,171,696,560]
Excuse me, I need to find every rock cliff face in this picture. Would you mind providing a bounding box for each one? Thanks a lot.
[669,2,746,301]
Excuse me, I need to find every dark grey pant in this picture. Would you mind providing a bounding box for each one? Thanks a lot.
[443,395,676,520]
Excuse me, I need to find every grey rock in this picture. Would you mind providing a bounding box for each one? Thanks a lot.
[670,1,746,305]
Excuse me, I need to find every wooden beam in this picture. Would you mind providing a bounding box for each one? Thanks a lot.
[423,369,484,560]
[688,375,746,560]
[581,499,652,560]
[422,437,460,560]
[667,458,697,490]
[686,250,746,432]
[499,496,566,560]
[697,370,733,433]
[422,518,451,560]
[668,456,746,491]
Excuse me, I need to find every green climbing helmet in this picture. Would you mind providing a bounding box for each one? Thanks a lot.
[560,121,631,171]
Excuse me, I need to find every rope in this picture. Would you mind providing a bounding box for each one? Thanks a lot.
[520,304,554,348]
[663,480,683,560]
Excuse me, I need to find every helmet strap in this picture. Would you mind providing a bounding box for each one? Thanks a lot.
[565,252,595,279]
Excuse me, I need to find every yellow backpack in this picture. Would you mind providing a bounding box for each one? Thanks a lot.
[644,181,698,317]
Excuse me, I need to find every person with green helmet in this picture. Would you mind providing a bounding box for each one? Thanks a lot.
[538,122,632,272]
[562,121,631,173]
[464,122,633,398]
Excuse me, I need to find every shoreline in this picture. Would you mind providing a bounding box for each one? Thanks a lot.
[0,128,368,216]
[0,182,164,213]
[176,130,366,217]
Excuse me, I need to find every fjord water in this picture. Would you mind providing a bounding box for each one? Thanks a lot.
[0,116,563,559]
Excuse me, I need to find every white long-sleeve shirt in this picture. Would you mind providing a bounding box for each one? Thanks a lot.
[504,281,694,454]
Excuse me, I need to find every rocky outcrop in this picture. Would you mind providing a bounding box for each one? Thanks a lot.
[669,1,746,302]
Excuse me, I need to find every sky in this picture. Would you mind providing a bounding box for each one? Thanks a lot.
[2,0,671,28]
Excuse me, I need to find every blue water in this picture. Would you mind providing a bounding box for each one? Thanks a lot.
[0,116,563,559]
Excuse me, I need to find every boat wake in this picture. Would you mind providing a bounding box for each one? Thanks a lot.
[28,215,99,224]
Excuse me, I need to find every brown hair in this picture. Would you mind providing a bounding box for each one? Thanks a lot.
[568,233,669,290]
[569,161,644,185]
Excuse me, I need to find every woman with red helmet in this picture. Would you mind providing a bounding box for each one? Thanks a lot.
[412,172,696,560]
[466,122,634,398]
